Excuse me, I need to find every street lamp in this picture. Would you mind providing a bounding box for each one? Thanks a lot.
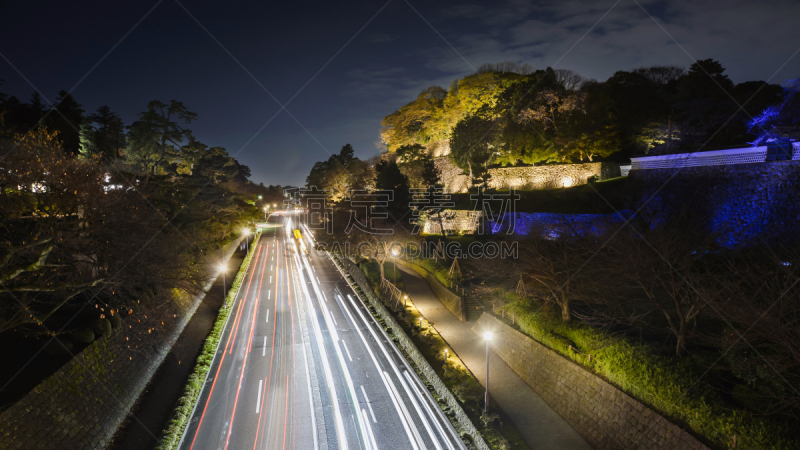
[392,247,400,285]
[264,206,268,220]
[243,228,250,253]
[484,332,493,413]
[218,264,227,301]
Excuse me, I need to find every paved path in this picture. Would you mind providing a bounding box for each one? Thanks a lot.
[397,265,592,450]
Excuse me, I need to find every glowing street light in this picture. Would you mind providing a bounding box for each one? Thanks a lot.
[218,263,227,301]
[243,228,251,253]
[484,332,493,413]
[391,247,400,285]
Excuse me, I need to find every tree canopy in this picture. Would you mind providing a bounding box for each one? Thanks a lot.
[379,59,786,168]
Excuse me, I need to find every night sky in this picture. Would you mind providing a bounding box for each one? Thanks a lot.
[2,0,799,186]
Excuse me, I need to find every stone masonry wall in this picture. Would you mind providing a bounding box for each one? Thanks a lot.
[394,258,466,322]
[421,209,482,234]
[473,313,709,450]
[435,156,620,193]
[630,160,800,247]
[0,236,245,450]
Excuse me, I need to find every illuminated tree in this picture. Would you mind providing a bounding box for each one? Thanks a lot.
[381,86,447,151]
[127,100,197,174]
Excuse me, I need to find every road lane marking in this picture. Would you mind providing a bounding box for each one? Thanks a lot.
[263,336,266,356]
[330,311,338,327]
[268,290,271,300]
[363,408,379,449]
[271,265,273,270]
[270,276,272,283]
[256,380,263,413]
[361,385,377,423]
[321,291,328,302]
[342,340,353,361]
[266,309,269,323]
[316,276,321,284]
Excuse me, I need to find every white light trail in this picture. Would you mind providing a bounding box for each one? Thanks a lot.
[361,408,380,450]
[301,253,371,450]
[333,295,420,450]
[342,340,353,362]
[360,385,377,423]
[290,243,348,450]
[256,380,263,413]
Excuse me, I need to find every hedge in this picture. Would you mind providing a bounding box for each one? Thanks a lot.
[155,232,261,450]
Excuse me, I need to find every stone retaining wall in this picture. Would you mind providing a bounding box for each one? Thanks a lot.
[473,313,708,450]
[394,259,466,322]
[434,157,620,193]
[0,236,245,449]
[630,160,800,247]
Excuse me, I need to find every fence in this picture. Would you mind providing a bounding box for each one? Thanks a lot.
[630,143,800,170]
[331,254,489,450]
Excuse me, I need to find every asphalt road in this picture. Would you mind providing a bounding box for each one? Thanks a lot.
[180,212,465,450]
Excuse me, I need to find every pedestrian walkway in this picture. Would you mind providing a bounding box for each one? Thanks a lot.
[396,265,591,450]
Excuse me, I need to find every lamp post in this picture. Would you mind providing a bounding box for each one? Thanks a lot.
[484,332,493,413]
[219,264,227,301]
[264,206,268,220]
[392,247,400,285]
[243,229,250,253]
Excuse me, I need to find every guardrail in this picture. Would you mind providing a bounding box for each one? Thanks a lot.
[330,254,489,450]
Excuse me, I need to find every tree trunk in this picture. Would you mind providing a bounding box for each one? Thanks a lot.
[561,297,571,322]
[675,332,686,357]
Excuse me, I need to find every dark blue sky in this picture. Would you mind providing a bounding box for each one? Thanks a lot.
[2,0,799,186]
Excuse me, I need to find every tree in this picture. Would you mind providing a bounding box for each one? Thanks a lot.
[746,79,800,144]
[306,144,373,202]
[710,245,800,414]
[0,128,203,333]
[616,209,720,357]
[519,234,612,322]
[195,146,238,183]
[396,143,437,188]
[449,114,497,186]
[84,105,126,161]
[44,90,84,155]
[517,89,589,161]
[381,86,448,151]
[672,59,742,151]
[127,100,197,174]
[374,159,411,219]
[604,67,682,156]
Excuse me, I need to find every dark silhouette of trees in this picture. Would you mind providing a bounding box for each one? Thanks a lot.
[127,100,197,174]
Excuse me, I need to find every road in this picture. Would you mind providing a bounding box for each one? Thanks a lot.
[180,212,465,450]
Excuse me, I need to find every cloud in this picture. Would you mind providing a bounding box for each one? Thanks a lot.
[413,0,800,83]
